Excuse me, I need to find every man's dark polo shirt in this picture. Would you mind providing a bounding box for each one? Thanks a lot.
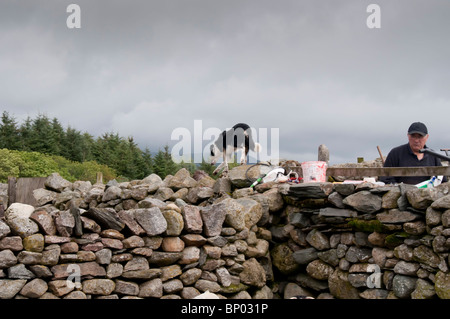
[379,143,447,185]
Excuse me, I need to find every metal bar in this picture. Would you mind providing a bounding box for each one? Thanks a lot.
[420,148,450,162]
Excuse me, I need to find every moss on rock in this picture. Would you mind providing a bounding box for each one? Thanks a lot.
[348,219,388,233]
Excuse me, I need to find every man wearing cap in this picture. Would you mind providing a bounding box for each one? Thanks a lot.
[379,122,447,185]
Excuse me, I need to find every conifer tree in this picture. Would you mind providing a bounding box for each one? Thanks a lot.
[18,116,33,151]
[63,126,86,162]
[163,144,179,176]
[0,110,177,181]
[51,117,65,155]
[141,147,154,177]
[153,148,168,178]
[29,114,59,155]
[0,111,21,150]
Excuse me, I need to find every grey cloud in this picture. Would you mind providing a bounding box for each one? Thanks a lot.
[0,0,449,164]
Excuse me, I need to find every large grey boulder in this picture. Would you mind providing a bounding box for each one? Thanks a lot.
[328,269,360,299]
[0,249,17,268]
[181,205,203,234]
[239,258,266,288]
[435,271,450,299]
[228,165,255,188]
[83,208,125,231]
[4,203,39,238]
[140,174,163,194]
[32,188,57,206]
[168,168,197,190]
[0,220,11,239]
[235,198,263,229]
[200,203,227,237]
[0,280,27,299]
[392,274,417,299]
[342,191,382,213]
[45,173,72,192]
[133,208,167,236]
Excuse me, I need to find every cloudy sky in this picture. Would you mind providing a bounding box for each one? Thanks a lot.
[1,0,449,165]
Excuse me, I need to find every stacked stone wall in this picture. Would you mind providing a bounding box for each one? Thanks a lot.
[0,166,449,299]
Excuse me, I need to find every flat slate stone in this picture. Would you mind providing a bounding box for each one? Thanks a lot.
[319,207,357,218]
[84,208,125,231]
[279,183,334,199]
[376,209,420,224]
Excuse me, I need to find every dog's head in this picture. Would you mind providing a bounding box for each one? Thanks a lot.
[210,144,222,165]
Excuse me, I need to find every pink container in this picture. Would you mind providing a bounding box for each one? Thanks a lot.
[301,161,328,183]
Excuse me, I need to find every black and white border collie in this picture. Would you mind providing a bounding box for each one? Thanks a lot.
[210,123,261,176]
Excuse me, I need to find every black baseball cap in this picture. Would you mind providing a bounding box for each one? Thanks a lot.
[408,122,428,136]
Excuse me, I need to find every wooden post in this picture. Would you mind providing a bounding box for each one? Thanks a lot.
[96,172,103,184]
[377,146,385,165]
[7,176,17,207]
[326,166,450,177]
[14,177,46,207]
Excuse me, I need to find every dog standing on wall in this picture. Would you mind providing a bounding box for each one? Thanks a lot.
[210,123,261,176]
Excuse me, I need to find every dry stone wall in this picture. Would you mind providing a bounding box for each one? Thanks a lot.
[0,166,449,299]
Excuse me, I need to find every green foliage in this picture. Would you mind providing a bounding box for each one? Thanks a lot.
[0,148,117,183]
[198,158,240,180]
[61,127,94,162]
[0,149,23,181]
[178,161,197,175]
[0,111,157,181]
[0,111,21,150]
[385,232,410,246]
[16,151,60,178]
[153,145,179,178]
[63,160,117,184]
[92,133,154,180]
[198,159,216,177]
[0,111,205,181]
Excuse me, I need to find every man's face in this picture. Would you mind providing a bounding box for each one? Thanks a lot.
[408,133,429,153]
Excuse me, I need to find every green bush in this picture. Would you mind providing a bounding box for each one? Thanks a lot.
[0,112,154,181]
[16,151,60,179]
[67,160,117,184]
[0,149,23,182]
[0,148,117,183]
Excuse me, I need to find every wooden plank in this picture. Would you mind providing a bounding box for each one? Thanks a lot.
[7,176,17,206]
[286,166,450,177]
[96,172,103,184]
[15,177,47,207]
[326,166,450,177]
